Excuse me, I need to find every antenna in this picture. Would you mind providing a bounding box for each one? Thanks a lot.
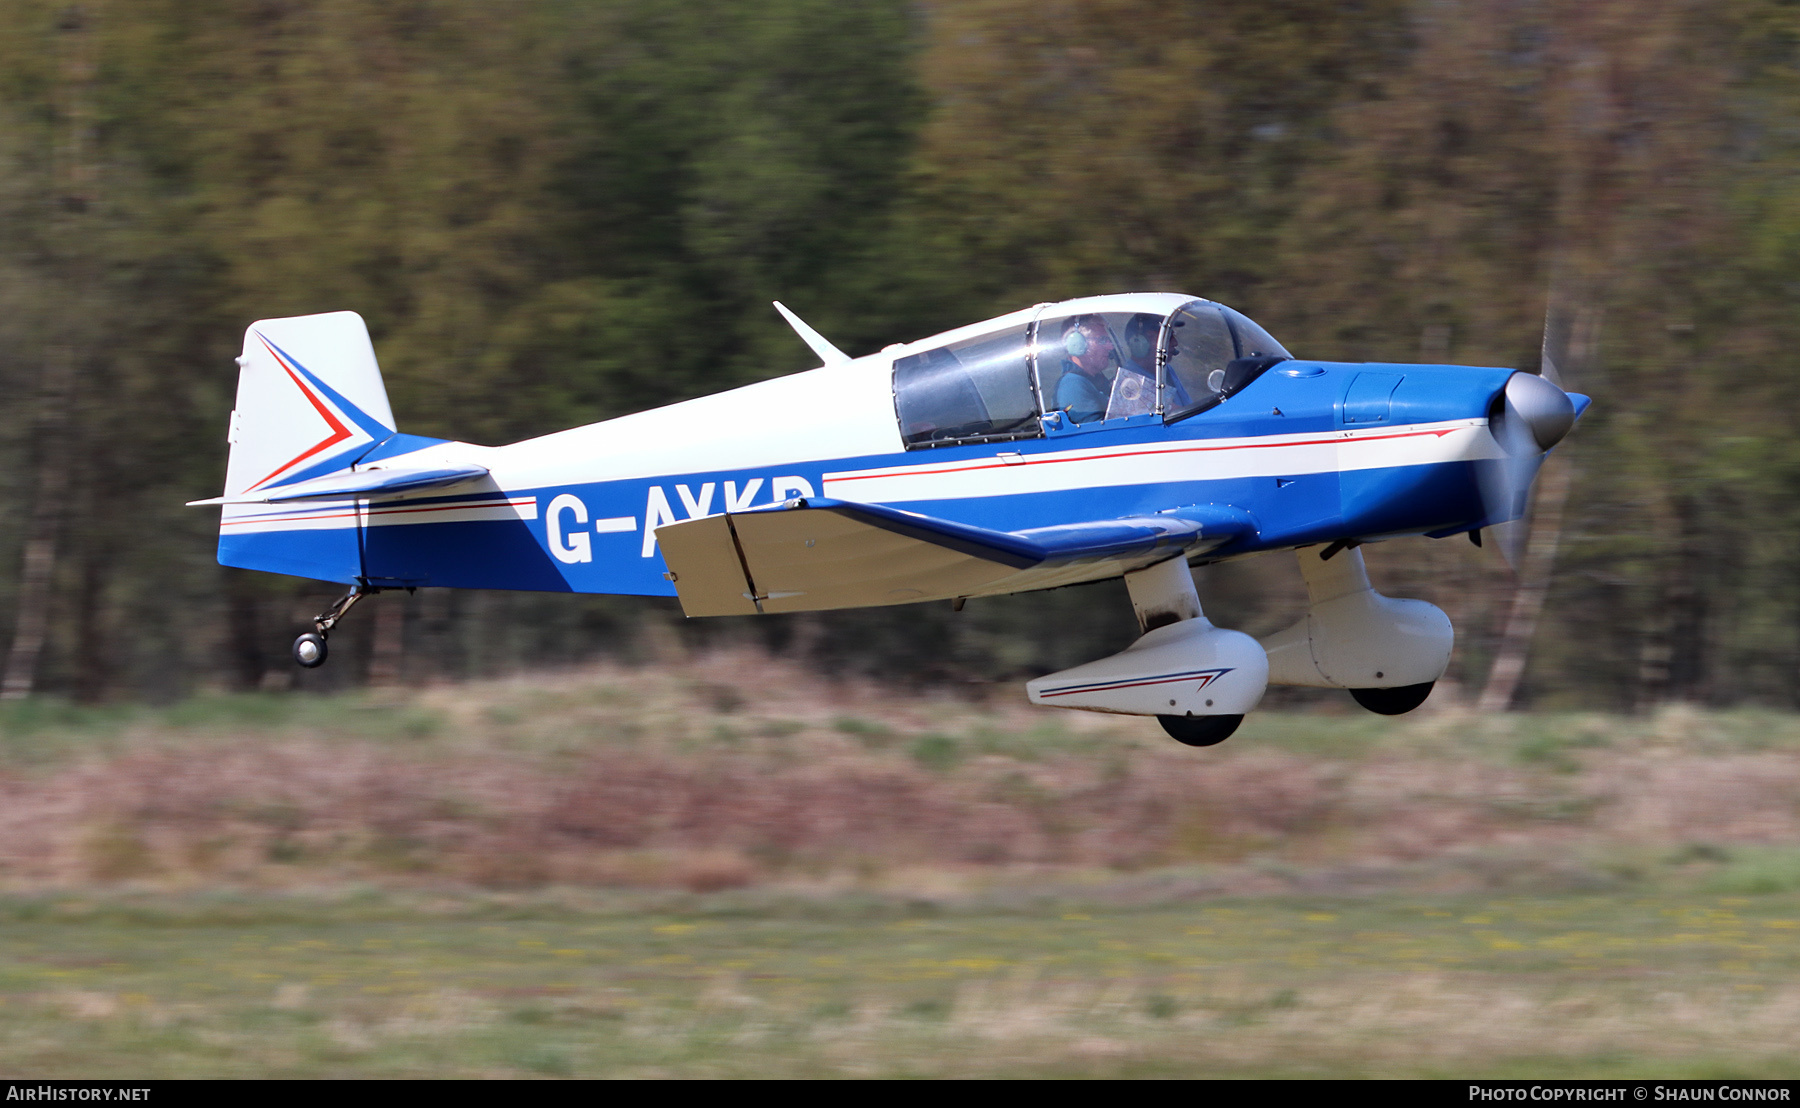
[772,301,850,365]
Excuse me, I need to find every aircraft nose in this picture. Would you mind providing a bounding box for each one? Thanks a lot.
[1503,371,1576,452]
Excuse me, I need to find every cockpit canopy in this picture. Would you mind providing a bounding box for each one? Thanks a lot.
[891,296,1291,448]
[892,326,1039,447]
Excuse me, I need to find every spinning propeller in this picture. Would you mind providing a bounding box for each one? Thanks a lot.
[1476,297,1584,569]
[1472,282,1594,711]
[1479,368,1577,566]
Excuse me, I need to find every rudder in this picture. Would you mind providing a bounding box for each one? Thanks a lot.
[216,312,397,583]
[223,311,396,497]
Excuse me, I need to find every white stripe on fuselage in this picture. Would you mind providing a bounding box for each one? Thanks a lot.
[217,419,1496,535]
[220,496,539,534]
[821,419,1496,504]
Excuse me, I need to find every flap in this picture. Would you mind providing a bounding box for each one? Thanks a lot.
[657,497,1255,617]
[188,463,490,506]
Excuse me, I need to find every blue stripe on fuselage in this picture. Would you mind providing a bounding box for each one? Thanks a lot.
[227,361,1517,593]
[343,462,1485,595]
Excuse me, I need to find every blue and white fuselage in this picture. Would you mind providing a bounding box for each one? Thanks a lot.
[196,292,1585,733]
[210,293,1571,597]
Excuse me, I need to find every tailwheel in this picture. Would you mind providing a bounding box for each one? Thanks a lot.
[290,584,372,669]
[1158,714,1243,747]
[1349,681,1435,716]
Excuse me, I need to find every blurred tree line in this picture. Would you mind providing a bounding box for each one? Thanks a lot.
[0,0,1796,709]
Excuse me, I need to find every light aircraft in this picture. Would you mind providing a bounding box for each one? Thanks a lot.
[189,293,1586,745]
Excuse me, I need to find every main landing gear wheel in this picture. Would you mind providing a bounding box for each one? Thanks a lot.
[1158,714,1243,747]
[293,633,328,669]
[1349,681,1435,716]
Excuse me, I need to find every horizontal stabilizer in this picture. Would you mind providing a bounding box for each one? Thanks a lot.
[657,497,1255,617]
[187,463,489,506]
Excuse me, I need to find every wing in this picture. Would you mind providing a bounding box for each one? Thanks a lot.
[656,497,1256,616]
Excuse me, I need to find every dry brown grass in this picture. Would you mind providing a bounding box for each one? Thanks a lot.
[0,650,1797,895]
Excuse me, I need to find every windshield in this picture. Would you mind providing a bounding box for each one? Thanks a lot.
[1161,302,1291,422]
[1223,307,1291,361]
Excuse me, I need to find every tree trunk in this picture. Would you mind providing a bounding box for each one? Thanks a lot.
[225,570,267,691]
[3,7,96,700]
[367,596,405,688]
[2,346,76,700]
[1476,456,1572,713]
[71,549,109,703]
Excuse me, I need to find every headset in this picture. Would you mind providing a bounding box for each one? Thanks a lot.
[1063,323,1089,358]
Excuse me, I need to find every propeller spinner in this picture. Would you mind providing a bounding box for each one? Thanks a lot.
[1479,370,1577,567]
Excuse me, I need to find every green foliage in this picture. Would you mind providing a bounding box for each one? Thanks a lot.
[0,0,932,698]
[1707,848,1800,895]
[1,0,1799,707]
[907,732,961,771]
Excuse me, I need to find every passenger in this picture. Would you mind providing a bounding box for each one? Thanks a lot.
[1053,315,1116,424]
[1122,312,1193,411]
[1121,313,1160,380]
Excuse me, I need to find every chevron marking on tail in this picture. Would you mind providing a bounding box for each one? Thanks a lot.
[247,332,393,492]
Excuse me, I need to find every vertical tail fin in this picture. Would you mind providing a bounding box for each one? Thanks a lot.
[209,312,397,584]
[222,311,396,498]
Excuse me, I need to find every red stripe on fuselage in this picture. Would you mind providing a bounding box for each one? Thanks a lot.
[828,426,1459,484]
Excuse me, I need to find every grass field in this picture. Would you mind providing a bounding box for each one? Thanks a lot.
[3,889,1798,1077]
[1,653,1798,1076]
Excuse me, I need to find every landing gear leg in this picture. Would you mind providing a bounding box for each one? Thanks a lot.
[292,585,370,669]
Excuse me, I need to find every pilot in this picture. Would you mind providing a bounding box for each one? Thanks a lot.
[1054,315,1116,424]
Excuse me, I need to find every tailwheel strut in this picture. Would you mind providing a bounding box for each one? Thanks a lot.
[292,584,373,669]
